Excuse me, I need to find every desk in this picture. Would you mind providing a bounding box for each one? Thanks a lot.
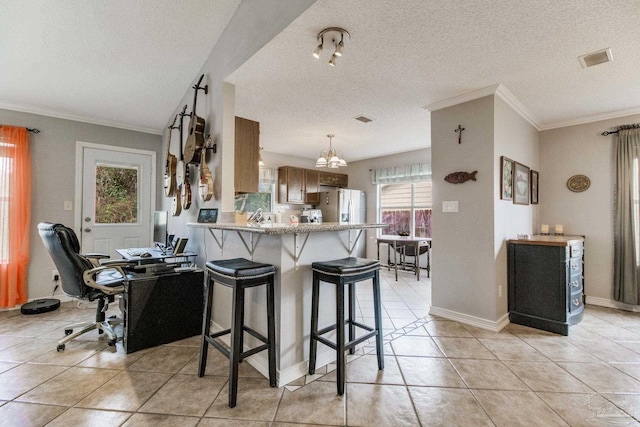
[124,269,204,353]
[116,247,196,265]
[376,235,432,281]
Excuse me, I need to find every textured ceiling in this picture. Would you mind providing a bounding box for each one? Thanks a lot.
[1,1,639,163]
[228,0,640,162]
[0,0,241,133]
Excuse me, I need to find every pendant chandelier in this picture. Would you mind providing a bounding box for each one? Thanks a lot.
[315,134,347,168]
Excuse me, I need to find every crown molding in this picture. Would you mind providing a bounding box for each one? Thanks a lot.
[422,84,500,112]
[0,102,162,135]
[494,84,541,130]
[422,84,541,130]
[539,106,640,131]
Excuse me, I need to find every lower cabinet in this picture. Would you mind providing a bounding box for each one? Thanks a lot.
[507,236,584,335]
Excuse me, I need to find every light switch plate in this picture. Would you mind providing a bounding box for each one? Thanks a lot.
[64,200,73,211]
[443,201,459,212]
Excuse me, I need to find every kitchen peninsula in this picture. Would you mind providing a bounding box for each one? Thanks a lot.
[188,221,385,386]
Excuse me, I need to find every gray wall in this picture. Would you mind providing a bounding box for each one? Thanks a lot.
[0,108,161,302]
[158,0,315,268]
[347,148,431,259]
[430,94,539,327]
[540,113,640,311]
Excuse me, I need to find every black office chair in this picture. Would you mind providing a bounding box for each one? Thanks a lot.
[38,222,128,351]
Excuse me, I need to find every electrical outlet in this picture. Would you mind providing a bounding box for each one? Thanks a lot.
[52,270,59,281]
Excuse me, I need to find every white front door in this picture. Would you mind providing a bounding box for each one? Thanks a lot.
[77,143,155,258]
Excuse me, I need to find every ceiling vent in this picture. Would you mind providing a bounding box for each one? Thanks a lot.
[353,115,373,123]
[578,48,613,68]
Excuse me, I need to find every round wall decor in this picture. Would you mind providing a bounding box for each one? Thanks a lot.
[567,174,591,192]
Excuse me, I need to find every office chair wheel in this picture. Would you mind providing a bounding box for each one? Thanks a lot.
[57,344,65,352]
[108,339,117,347]
[64,329,73,336]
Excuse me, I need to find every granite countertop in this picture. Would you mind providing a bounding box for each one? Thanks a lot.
[187,222,386,235]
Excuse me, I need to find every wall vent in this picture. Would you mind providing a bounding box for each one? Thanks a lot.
[353,115,373,123]
[578,48,613,68]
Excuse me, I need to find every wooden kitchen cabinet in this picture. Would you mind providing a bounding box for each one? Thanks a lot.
[235,116,259,194]
[318,171,348,187]
[278,166,304,204]
[304,169,319,204]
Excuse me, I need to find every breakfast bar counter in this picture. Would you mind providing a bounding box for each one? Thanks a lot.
[188,222,385,386]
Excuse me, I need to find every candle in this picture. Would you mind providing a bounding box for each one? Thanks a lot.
[540,224,549,234]
[555,224,563,235]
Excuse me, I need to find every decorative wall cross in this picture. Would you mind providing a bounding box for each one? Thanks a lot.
[455,125,465,144]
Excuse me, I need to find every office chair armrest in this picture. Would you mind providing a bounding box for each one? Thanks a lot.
[83,253,110,267]
[100,259,136,268]
[83,265,126,295]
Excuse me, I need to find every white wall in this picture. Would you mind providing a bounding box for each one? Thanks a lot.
[0,108,162,302]
[539,113,640,310]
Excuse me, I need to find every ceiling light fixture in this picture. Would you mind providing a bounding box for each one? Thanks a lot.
[312,27,350,66]
[316,134,347,168]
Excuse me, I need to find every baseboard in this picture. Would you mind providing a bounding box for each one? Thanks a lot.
[586,296,640,313]
[277,349,336,387]
[429,306,510,332]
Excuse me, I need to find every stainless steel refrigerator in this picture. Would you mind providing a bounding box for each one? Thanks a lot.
[318,188,366,224]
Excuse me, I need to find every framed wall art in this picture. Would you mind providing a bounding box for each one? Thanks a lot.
[530,170,539,204]
[500,156,514,200]
[513,162,530,205]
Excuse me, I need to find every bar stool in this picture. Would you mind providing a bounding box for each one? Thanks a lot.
[309,257,384,395]
[199,258,276,408]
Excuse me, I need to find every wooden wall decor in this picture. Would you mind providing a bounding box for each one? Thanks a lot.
[444,171,477,184]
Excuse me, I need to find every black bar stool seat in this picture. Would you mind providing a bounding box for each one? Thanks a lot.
[309,257,384,395]
[199,258,276,408]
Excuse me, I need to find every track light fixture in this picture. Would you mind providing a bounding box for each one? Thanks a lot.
[312,27,350,66]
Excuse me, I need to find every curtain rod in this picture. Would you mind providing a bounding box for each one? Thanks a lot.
[601,123,640,136]
[27,128,40,134]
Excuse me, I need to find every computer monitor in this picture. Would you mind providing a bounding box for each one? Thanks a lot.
[153,211,168,247]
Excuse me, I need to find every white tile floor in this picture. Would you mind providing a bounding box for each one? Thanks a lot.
[0,268,639,426]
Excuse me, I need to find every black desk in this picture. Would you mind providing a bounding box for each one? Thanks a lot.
[123,269,204,353]
[116,247,196,264]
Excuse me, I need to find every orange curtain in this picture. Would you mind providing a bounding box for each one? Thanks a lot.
[0,126,31,308]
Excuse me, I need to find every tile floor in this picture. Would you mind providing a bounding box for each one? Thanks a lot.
[0,269,639,426]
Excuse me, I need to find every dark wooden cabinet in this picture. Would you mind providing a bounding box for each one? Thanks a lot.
[304,169,320,204]
[278,166,304,204]
[235,116,259,194]
[318,171,348,187]
[278,166,324,205]
[278,166,348,205]
[508,236,584,335]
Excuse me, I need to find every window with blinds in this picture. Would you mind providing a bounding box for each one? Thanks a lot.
[379,181,432,237]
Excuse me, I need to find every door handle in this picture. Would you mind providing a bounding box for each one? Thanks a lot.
[84,228,91,232]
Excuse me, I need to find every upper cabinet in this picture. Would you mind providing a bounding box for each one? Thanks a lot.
[318,171,348,187]
[235,117,259,194]
[278,166,347,205]
[278,166,304,204]
[304,169,319,204]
